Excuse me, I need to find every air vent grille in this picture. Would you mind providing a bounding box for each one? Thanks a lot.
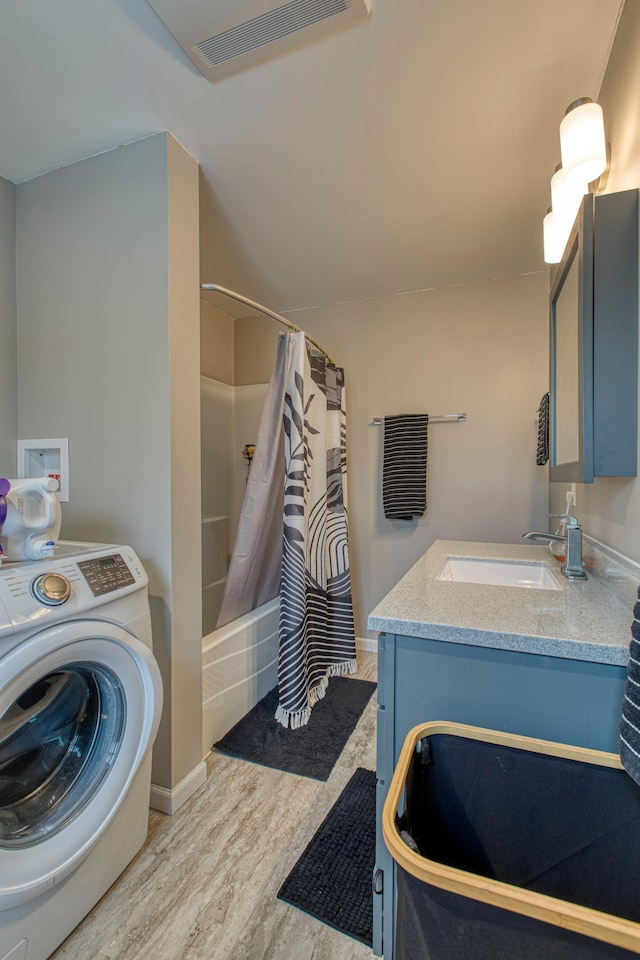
[147,0,370,81]
[193,0,351,67]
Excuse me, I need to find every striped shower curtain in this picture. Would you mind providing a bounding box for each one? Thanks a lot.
[276,332,357,729]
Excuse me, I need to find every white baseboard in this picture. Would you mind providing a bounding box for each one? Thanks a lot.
[150,760,208,815]
[356,636,378,653]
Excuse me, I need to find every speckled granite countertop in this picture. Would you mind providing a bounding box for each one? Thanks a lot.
[367,540,635,666]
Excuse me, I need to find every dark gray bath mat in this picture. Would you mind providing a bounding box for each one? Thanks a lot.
[213,677,375,781]
[277,767,376,946]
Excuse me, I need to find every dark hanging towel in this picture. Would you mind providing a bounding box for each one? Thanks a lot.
[536,392,549,465]
[620,586,640,785]
[383,415,429,520]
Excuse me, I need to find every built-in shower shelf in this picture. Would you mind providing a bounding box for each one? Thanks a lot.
[202,515,229,524]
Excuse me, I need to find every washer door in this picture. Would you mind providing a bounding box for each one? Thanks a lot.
[0,620,162,909]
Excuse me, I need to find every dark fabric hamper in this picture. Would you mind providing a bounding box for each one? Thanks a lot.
[383,723,640,960]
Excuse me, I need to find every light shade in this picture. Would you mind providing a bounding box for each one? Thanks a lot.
[559,99,607,187]
[550,164,585,237]
[543,210,569,264]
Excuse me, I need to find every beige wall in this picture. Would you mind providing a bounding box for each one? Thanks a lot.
[0,177,17,474]
[16,133,202,791]
[166,134,202,789]
[201,300,235,384]
[200,306,280,385]
[290,272,549,637]
[549,0,640,561]
[234,314,280,385]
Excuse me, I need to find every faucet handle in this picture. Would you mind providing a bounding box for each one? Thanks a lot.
[547,513,580,527]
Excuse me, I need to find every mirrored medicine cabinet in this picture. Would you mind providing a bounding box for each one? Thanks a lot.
[549,188,639,483]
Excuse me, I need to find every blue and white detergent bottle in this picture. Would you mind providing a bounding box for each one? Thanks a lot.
[0,477,62,561]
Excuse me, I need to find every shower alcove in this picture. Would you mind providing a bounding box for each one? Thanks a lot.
[200,294,281,757]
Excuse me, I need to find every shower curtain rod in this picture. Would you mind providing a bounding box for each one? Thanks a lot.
[200,283,334,364]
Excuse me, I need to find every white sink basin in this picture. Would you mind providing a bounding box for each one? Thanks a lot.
[437,557,561,590]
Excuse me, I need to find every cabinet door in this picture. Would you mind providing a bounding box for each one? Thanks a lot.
[550,189,638,482]
[378,635,627,960]
[374,633,396,958]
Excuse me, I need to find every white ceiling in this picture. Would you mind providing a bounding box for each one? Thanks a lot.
[0,0,623,311]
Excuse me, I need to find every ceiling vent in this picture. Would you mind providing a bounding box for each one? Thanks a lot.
[147,0,371,81]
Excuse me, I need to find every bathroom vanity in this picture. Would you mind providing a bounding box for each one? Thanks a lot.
[368,539,634,959]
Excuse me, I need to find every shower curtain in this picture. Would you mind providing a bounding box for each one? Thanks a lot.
[216,335,287,628]
[276,332,356,729]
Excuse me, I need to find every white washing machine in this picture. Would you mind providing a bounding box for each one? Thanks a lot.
[0,542,163,960]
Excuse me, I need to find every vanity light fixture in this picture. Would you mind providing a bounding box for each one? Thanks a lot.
[543,208,568,264]
[550,163,587,233]
[542,98,608,264]
[559,98,607,188]
[543,164,587,263]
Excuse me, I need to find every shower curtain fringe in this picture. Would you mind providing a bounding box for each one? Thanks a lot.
[275,660,358,730]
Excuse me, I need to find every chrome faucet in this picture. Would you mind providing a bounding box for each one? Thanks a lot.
[522,514,587,581]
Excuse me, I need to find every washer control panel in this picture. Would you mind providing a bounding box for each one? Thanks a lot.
[77,554,136,597]
[31,572,72,606]
[0,543,147,636]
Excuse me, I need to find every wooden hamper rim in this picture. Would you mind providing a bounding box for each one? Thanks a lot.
[382,720,640,955]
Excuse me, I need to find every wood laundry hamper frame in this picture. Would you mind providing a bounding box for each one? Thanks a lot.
[383,721,640,956]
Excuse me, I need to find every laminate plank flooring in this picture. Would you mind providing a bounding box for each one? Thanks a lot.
[53,652,378,960]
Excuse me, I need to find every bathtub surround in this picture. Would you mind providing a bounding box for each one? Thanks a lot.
[202,599,279,758]
[200,374,234,634]
[278,333,356,729]
[199,305,283,756]
[200,373,272,633]
[200,302,279,633]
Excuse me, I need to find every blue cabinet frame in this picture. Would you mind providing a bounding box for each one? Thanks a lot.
[549,188,638,483]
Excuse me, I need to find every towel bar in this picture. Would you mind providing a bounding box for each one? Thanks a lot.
[371,414,466,425]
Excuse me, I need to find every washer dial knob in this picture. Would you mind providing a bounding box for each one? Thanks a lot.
[31,573,71,606]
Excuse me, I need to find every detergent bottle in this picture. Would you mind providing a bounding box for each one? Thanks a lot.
[0,477,62,561]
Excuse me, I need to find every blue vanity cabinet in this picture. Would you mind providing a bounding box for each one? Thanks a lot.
[373,631,627,960]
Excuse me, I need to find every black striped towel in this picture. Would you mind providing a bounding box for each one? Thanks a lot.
[536,392,549,466]
[382,415,428,521]
[620,587,640,785]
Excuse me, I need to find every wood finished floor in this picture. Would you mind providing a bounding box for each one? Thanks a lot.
[53,652,378,960]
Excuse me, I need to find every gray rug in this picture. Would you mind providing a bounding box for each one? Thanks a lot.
[277,767,376,946]
[213,677,375,781]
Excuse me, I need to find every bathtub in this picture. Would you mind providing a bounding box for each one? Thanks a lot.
[202,597,279,757]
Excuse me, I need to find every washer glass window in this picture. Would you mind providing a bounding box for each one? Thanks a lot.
[0,663,125,847]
